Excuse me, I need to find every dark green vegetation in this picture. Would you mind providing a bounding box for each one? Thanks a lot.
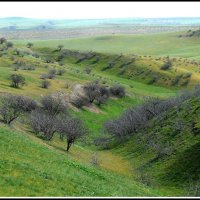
[0,29,200,197]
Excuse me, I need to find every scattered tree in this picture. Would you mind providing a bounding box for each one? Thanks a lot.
[9,74,26,88]
[57,117,87,151]
[0,94,37,124]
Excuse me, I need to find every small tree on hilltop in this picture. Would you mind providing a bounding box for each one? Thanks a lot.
[10,74,26,88]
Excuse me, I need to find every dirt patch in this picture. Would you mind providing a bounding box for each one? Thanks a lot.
[83,104,103,114]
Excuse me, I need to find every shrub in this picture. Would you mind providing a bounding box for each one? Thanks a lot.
[26,42,33,48]
[6,42,13,48]
[109,84,125,98]
[0,37,6,44]
[41,79,50,89]
[160,59,172,70]
[48,68,57,75]
[70,95,89,108]
[57,69,65,76]
[85,67,92,74]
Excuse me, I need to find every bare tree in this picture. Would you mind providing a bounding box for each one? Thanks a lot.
[9,74,26,88]
[29,109,58,140]
[0,94,37,124]
[40,94,68,116]
[57,117,87,151]
[95,86,109,106]
[83,81,99,103]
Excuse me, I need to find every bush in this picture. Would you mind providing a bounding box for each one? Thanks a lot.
[57,69,65,76]
[48,68,57,75]
[41,79,50,89]
[26,42,33,48]
[0,37,6,44]
[85,67,92,74]
[70,95,89,108]
[109,84,125,98]
[6,42,13,49]
[160,59,172,70]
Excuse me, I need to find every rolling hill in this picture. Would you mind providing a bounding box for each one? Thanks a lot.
[0,28,200,197]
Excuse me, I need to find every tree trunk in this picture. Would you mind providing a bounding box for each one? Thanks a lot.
[66,139,73,151]
[66,142,71,151]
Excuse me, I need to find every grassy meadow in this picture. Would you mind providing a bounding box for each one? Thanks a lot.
[13,31,200,60]
[0,29,200,197]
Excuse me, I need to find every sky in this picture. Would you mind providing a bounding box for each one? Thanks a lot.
[0,2,200,19]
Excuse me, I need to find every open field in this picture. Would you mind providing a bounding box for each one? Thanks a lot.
[13,31,200,60]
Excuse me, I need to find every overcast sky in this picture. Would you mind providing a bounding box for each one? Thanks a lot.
[0,2,199,19]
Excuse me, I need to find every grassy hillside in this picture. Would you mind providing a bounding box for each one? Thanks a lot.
[14,31,200,60]
[110,94,200,197]
[1,125,165,197]
[0,33,200,197]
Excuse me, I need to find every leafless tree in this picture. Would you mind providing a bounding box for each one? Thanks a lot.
[0,94,37,124]
[57,117,87,151]
[9,74,26,88]
[84,81,99,103]
[40,94,68,116]
[29,109,58,140]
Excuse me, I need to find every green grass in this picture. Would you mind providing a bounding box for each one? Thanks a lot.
[112,97,200,196]
[0,125,167,197]
[13,31,200,60]
[1,32,200,196]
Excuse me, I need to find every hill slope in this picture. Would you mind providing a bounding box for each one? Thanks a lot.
[0,125,166,197]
